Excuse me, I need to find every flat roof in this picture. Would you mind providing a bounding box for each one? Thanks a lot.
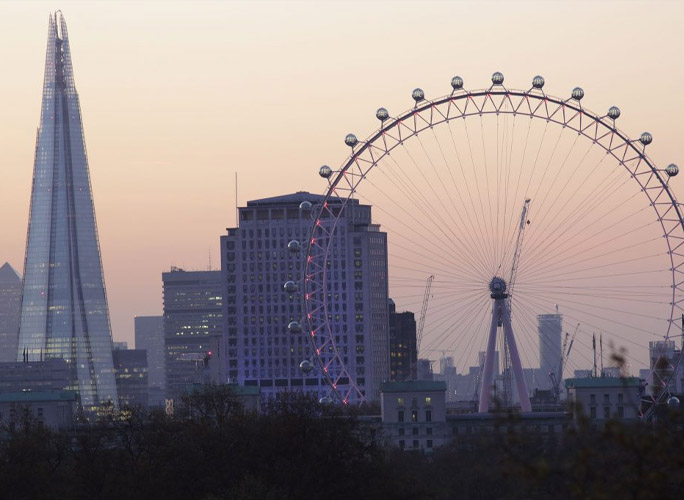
[380,380,447,393]
[564,376,642,388]
[0,390,78,403]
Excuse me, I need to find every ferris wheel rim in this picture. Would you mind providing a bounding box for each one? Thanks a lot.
[303,80,684,411]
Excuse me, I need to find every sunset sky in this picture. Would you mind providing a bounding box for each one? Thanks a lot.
[1,0,683,349]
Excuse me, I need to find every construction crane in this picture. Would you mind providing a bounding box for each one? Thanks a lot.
[416,275,434,355]
[500,199,531,406]
[550,322,580,400]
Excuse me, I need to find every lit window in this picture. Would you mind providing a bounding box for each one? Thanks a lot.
[425,396,431,406]
[397,397,404,406]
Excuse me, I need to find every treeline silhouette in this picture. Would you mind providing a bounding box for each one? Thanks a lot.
[0,387,682,500]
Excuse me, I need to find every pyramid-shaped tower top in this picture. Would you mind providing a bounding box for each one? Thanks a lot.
[0,263,21,284]
[18,12,118,413]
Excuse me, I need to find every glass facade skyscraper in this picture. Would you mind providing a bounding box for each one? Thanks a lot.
[16,12,118,411]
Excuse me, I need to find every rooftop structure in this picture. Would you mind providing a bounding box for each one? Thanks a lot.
[0,263,21,363]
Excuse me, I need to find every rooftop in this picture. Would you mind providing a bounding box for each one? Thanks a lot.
[0,390,78,403]
[380,380,447,393]
[246,191,361,207]
[564,376,642,389]
[0,262,21,284]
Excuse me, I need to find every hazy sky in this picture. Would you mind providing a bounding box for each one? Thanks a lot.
[1,0,683,349]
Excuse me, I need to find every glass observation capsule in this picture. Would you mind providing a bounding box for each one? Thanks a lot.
[412,88,425,102]
[319,396,333,404]
[491,72,504,85]
[666,163,679,177]
[287,240,301,252]
[299,200,312,212]
[376,107,389,121]
[532,75,545,89]
[319,165,332,178]
[451,76,464,90]
[667,396,680,407]
[283,281,298,293]
[300,360,314,374]
[607,106,621,120]
[288,321,302,333]
[344,133,358,147]
[640,132,653,145]
[571,87,584,101]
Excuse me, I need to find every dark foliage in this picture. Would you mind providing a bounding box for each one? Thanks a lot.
[0,389,683,500]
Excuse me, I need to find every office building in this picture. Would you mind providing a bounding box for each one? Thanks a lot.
[0,263,21,363]
[16,12,117,413]
[220,192,389,401]
[135,315,166,406]
[538,313,563,390]
[112,348,149,408]
[0,358,70,394]
[388,299,417,382]
[163,268,222,400]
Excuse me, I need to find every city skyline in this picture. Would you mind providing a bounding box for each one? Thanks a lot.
[1,1,683,354]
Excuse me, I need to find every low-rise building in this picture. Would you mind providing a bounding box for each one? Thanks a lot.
[0,390,78,430]
[380,380,448,451]
[565,376,643,423]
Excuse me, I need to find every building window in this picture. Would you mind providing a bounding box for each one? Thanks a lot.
[399,440,405,449]
[618,393,624,403]
[617,406,624,418]
[603,407,611,419]
[398,428,405,436]
[397,397,404,406]
[426,427,432,436]
[425,410,432,422]
[398,410,404,422]
[411,410,418,422]
[427,440,433,449]
[412,427,418,436]
[412,440,419,448]
[590,394,596,404]
[603,394,610,404]
[425,396,432,406]
[590,407,596,419]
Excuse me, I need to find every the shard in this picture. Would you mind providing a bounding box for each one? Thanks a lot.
[17,12,118,412]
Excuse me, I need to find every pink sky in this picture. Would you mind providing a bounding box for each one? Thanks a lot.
[0,0,683,349]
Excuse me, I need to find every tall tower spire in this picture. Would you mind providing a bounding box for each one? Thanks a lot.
[18,12,118,412]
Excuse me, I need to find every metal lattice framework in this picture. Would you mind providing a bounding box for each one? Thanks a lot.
[303,74,684,414]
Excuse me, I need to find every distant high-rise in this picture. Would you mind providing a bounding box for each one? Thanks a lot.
[388,299,417,382]
[135,315,165,405]
[16,12,118,411]
[0,263,22,363]
[112,347,149,409]
[163,268,222,400]
[538,313,563,390]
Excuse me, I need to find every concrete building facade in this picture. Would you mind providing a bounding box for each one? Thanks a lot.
[380,380,448,451]
[220,192,389,401]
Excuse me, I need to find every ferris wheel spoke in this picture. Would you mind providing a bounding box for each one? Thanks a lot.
[400,140,496,275]
[444,121,498,270]
[375,152,493,276]
[428,126,496,272]
[522,166,633,266]
[359,176,487,276]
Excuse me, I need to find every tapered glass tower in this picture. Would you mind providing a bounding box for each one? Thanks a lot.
[17,12,118,411]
